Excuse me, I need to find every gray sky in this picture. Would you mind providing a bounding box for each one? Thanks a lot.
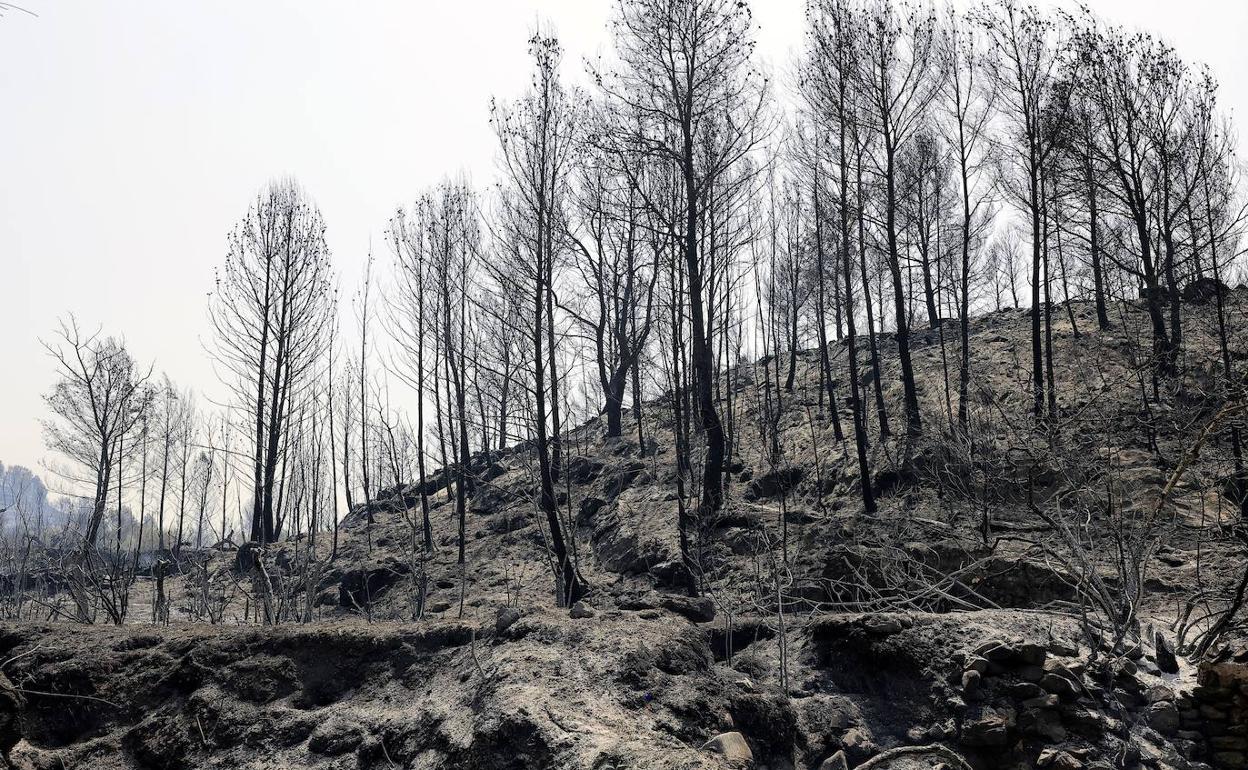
[2,0,1246,480]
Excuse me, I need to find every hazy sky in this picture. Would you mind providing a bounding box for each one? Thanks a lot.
[2,0,1246,481]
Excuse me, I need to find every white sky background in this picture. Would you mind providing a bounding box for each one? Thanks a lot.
[1,0,1246,481]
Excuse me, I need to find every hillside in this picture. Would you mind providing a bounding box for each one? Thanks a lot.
[2,293,1247,770]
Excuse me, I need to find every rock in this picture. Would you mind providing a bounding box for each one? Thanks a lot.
[1017,664,1044,682]
[1182,276,1229,303]
[565,455,606,484]
[1155,631,1180,674]
[338,560,411,607]
[427,599,453,613]
[975,639,1017,662]
[649,559,693,588]
[1038,749,1084,770]
[1040,661,1081,697]
[961,707,1014,747]
[1212,737,1248,751]
[1021,693,1059,710]
[1212,753,1247,770]
[603,460,647,499]
[660,595,716,623]
[744,465,804,500]
[964,656,989,675]
[495,606,521,634]
[818,750,849,770]
[1018,642,1048,665]
[701,731,754,764]
[1006,682,1043,699]
[1145,684,1175,704]
[1147,701,1180,736]
[841,727,878,762]
[861,615,904,635]
[0,672,24,759]
[570,601,595,619]
[961,670,982,699]
[1019,707,1065,741]
[485,509,530,534]
[589,506,678,577]
[577,496,608,524]
[1048,638,1080,657]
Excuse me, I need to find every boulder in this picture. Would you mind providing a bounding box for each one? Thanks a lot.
[840,727,878,763]
[577,496,608,524]
[495,606,521,634]
[337,559,411,608]
[1182,276,1229,303]
[660,595,716,623]
[565,455,606,485]
[589,506,677,576]
[701,731,754,764]
[744,465,804,501]
[1146,701,1180,736]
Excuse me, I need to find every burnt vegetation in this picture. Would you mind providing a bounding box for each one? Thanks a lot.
[4,1,1248,769]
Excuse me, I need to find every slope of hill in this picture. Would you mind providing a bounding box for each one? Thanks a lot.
[1,294,1247,770]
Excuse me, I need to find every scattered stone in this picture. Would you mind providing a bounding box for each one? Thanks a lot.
[570,601,595,619]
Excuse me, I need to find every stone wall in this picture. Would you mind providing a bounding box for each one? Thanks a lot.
[1172,647,1248,769]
